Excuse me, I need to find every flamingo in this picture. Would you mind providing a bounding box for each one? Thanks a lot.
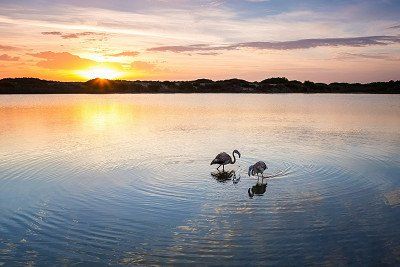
[248,161,268,178]
[210,150,241,171]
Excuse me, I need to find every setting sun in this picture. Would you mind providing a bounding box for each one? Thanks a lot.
[78,67,123,80]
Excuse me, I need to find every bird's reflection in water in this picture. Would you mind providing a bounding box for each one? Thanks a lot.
[248,180,267,198]
[211,170,240,183]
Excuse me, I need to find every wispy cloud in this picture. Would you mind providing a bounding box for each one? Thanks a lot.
[149,35,400,53]
[62,32,105,39]
[0,54,19,61]
[29,51,122,71]
[338,52,400,61]
[0,7,221,42]
[41,31,63,36]
[131,61,157,72]
[28,51,156,74]
[29,51,96,69]
[149,44,216,53]
[110,51,140,57]
[197,52,221,56]
[235,36,400,50]
[0,44,19,51]
[41,31,106,39]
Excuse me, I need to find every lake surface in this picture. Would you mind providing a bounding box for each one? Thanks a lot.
[0,94,399,265]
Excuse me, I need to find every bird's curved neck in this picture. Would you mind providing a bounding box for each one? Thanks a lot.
[231,151,237,164]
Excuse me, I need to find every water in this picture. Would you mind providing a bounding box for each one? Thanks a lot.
[0,94,399,265]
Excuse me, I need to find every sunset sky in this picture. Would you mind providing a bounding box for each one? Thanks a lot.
[0,0,399,82]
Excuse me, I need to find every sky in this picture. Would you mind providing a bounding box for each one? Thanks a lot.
[0,0,399,82]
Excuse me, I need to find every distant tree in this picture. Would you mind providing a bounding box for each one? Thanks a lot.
[260,77,289,84]
[0,77,399,94]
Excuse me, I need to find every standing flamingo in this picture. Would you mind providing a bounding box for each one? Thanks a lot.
[210,150,241,171]
[248,161,268,178]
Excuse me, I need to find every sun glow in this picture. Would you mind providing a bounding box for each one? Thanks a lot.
[78,67,123,80]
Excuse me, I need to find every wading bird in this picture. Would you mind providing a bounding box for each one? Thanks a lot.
[210,150,241,171]
[248,161,268,178]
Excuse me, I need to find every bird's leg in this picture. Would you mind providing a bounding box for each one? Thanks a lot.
[222,165,225,172]
[217,165,221,171]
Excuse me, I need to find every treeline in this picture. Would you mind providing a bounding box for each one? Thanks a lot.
[0,77,399,94]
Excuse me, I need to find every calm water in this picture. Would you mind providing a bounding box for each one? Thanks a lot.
[0,94,399,265]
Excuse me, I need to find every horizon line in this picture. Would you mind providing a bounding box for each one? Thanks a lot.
[1,77,399,85]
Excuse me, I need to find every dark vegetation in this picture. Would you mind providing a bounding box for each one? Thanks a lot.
[0,77,399,94]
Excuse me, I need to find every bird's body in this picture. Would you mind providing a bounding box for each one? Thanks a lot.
[248,161,268,177]
[211,150,241,171]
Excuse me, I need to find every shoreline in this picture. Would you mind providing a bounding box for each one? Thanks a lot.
[1,77,399,94]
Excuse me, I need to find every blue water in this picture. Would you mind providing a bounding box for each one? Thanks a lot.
[0,94,399,265]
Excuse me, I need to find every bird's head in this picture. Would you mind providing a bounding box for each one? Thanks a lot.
[233,150,241,158]
[248,165,253,176]
[248,188,254,198]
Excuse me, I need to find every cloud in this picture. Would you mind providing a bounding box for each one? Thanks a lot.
[110,51,140,57]
[338,52,400,61]
[148,44,218,53]
[197,52,221,56]
[0,54,19,61]
[131,61,157,72]
[148,35,400,53]
[41,31,105,39]
[0,44,19,51]
[29,51,97,69]
[0,5,234,43]
[62,31,104,39]
[236,36,400,49]
[29,51,125,71]
[41,31,63,36]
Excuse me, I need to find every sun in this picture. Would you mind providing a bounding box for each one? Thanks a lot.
[78,67,122,80]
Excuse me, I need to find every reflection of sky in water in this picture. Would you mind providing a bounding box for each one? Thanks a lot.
[0,94,399,265]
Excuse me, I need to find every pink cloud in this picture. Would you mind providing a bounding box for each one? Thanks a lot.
[29,51,96,69]
[0,54,19,61]
[131,61,157,72]
[148,35,400,53]
[0,45,19,51]
[110,51,140,57]
[41,31,106,39]
[29,51,124,70]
